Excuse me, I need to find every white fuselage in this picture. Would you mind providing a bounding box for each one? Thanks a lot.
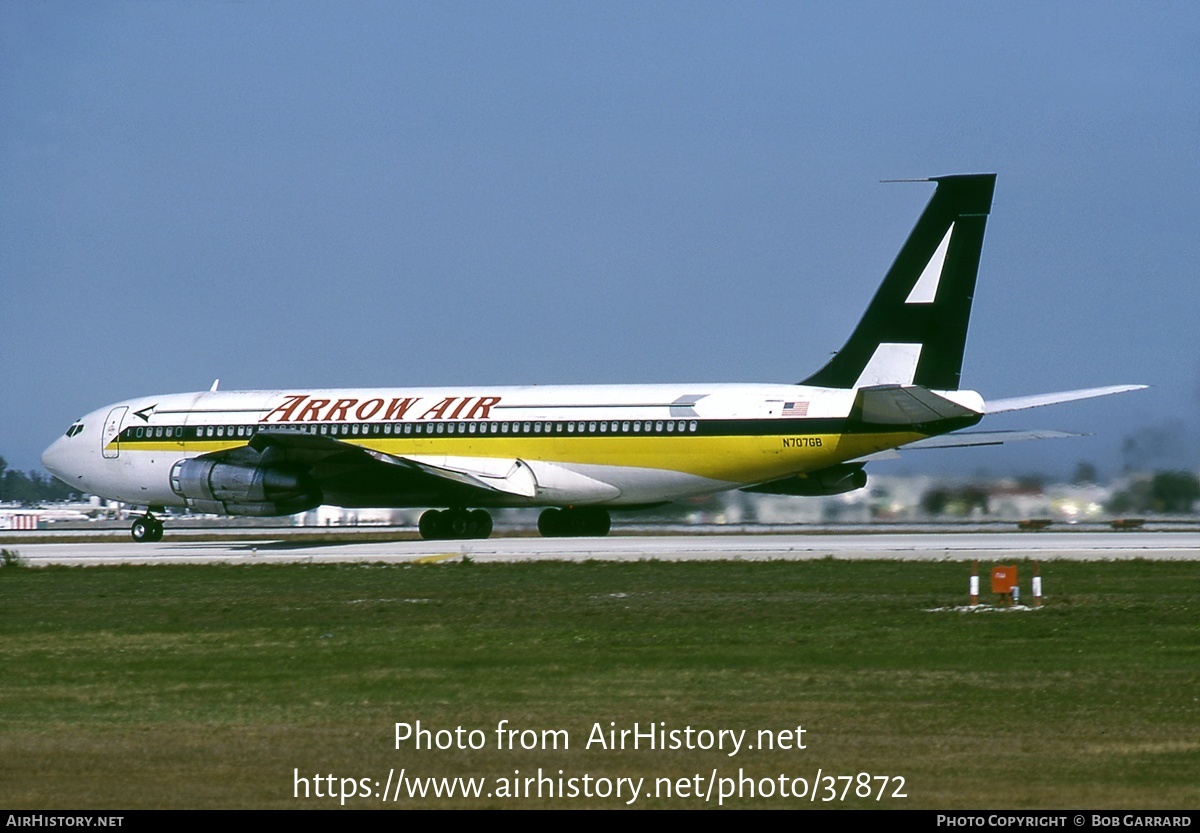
[41,383,985,512]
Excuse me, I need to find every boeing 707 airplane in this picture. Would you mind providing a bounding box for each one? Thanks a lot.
[41,174,1143,541]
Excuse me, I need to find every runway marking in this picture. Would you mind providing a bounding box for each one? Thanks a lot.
[413,552,463,565]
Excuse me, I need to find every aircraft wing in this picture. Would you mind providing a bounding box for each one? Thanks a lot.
[389,454,620,502]
[249,428,355,461]
[376,453,538,498]
[249,429,619,502]
[983,385,1146,414]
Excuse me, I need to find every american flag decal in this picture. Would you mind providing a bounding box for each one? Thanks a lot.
[782,401,809,417]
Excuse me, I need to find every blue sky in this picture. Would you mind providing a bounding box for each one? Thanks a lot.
[2,2,1197,479]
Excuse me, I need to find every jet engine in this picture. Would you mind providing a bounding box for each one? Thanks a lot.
[169,457,320,516]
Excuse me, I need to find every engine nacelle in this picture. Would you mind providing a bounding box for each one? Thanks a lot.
[741,463,868,497]
[170,458,320,516]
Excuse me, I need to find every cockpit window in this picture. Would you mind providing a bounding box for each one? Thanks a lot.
[65,423,85,437]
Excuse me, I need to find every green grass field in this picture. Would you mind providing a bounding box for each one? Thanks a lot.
[1,557,1197,808]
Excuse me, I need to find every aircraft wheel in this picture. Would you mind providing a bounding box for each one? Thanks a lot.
[418,510,444,540]
[583,507,611,536]
[539,507,609,537]
[563,509,589,535]
[131,517,159,543]
[565,507,610,536]
[446,509,472,539]
[470,510,493,539]
[537,508,563,537]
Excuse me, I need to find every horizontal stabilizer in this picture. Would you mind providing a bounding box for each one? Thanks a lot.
[984,385,1146,414]
[852,384,981,426]
[850,429,1084,462]
[903,429,1084,449]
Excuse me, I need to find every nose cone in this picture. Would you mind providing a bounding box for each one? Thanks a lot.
[42,435,71,482]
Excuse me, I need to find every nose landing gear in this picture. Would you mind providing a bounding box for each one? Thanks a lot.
[130,513,164,543]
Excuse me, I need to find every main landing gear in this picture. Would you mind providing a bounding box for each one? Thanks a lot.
[130,513,164,543]
[415,507,613,539]
[418,508,494,541]
[537,506,611,537]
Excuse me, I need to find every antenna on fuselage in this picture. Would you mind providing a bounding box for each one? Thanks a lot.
[210,379,220,392]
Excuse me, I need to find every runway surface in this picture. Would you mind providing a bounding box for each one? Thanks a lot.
[10,530,1200,566]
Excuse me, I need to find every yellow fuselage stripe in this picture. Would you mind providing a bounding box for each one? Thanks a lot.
[116,431,923,485]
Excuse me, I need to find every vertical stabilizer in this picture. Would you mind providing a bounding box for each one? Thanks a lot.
[801,174,996,390]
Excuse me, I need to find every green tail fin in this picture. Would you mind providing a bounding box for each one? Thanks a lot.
[801,174,996,391]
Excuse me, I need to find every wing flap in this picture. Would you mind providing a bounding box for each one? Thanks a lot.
[398,455,538,498]
[379,454,621,503]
